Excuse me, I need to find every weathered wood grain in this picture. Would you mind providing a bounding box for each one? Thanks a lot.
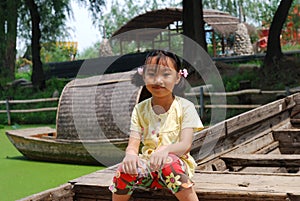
[221,154,300,167]
[273,128,300,154]
[18,183,74,201]
[70,169,300,201]
[196,131,278,171]
[6,128,127,165]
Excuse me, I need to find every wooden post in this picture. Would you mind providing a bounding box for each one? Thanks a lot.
[120,40,123,55]
[285,86,290,96]
[5,99,11,125]
[199,86,204,118]
[212,30,216,57]
[221,35,225,55]
[238,80,252,104]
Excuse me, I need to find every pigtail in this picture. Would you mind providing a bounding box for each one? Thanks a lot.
[131,70,145,87]
[173,55,189,97]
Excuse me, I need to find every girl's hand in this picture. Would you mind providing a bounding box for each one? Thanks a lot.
[150,146,169,171]
[122,153,139,176]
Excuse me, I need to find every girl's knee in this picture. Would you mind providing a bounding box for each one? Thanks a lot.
[175,187,199,201]
[109,169,137,195]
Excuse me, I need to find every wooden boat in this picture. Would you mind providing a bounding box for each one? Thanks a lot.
[5,127,128,165]
[6,71,146,166]
[19,92,300,200]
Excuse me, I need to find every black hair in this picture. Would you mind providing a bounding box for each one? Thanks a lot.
[132,49,186,100]
[145,50,182,72]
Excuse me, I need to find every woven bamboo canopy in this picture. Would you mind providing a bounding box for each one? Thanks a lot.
[111,8,255,56]
[56,71,150,140]
[112,8,245,39]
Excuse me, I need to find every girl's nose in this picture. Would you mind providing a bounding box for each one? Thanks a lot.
[154,75,163,85]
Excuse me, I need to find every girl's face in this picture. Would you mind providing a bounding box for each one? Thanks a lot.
[143,56,180,99]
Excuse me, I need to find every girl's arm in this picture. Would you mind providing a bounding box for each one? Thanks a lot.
[150,128,193,170]
[122,131,141,175]
[165,127,194,156]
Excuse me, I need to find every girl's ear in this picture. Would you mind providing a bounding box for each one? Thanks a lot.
[175,72,181,84]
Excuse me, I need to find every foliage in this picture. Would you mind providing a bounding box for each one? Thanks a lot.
[1,0,106,89]
[77,41,100,59]
[222,70,258,92]
[18,0,73,49]
[202,0,280,26]
[0,78,68,124]
[282,44,300,51]
[41,43,76,63]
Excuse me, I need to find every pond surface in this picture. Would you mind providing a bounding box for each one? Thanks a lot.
[0,125,104,201]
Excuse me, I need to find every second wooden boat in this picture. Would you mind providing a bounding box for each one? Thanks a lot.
[19,92,300,200]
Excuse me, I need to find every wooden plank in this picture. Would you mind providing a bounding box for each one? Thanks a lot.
[273,129,300,154]
[254,141,279,154]
[239,148,288,173]
[71,168,300,201]
[9,107,57,113]
[194,172,300,200]
[194,110,291,165]
[278,145,300,154]
[273,129,300,143]
[290,118,300,124]
[6,127,56,137]
[196,132,277,171]
[226,95,295,134]
[221,154,300,167]
[229,132,275,154]
[18,183,74,201]
[192,93,294,163]
[287,193,300,201]
[8,97,59,104]
[201,104,261,109]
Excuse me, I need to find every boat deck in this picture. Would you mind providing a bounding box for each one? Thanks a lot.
[69,166,300,201]
[17,93,300,201]
[71,116,300,201]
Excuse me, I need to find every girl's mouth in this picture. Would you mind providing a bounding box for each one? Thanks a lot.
[152,85,164,89]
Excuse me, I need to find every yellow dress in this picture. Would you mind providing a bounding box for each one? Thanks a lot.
[130,96,204,178]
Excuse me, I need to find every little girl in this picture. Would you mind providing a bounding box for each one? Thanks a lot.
[109,50,203,201]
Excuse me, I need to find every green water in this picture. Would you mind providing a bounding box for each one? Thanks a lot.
[0,125,104,201]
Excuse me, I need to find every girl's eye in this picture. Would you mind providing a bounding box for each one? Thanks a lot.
[163,73,170,77]
[146,72,155,76]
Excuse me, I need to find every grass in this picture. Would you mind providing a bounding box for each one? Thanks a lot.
[0,124,105,201]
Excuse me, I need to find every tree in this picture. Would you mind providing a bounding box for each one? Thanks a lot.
[25,0,45,89]
[182,0,207,51]
[0,0,105,89]
[27,0,105,90]
[182,0,207,69]
[264,0,293,67]
[0,0,73,89]
[0,0,19,81]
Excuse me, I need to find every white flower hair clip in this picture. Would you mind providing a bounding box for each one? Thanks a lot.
[137,67,144,75]
[179,69,188,78]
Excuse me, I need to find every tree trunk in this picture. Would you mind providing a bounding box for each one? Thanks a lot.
[183,0,207,51]
[182,0,207,67]
[0,1,6,77]
[25,0,46,90]
[264,0,293,67]
[193,0,207,52]
[5,0,19,80]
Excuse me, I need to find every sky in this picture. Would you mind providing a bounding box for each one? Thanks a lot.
[67,1,102,53]
[16,1,101,56]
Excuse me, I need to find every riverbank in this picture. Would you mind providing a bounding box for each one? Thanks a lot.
[0,124,104,201]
